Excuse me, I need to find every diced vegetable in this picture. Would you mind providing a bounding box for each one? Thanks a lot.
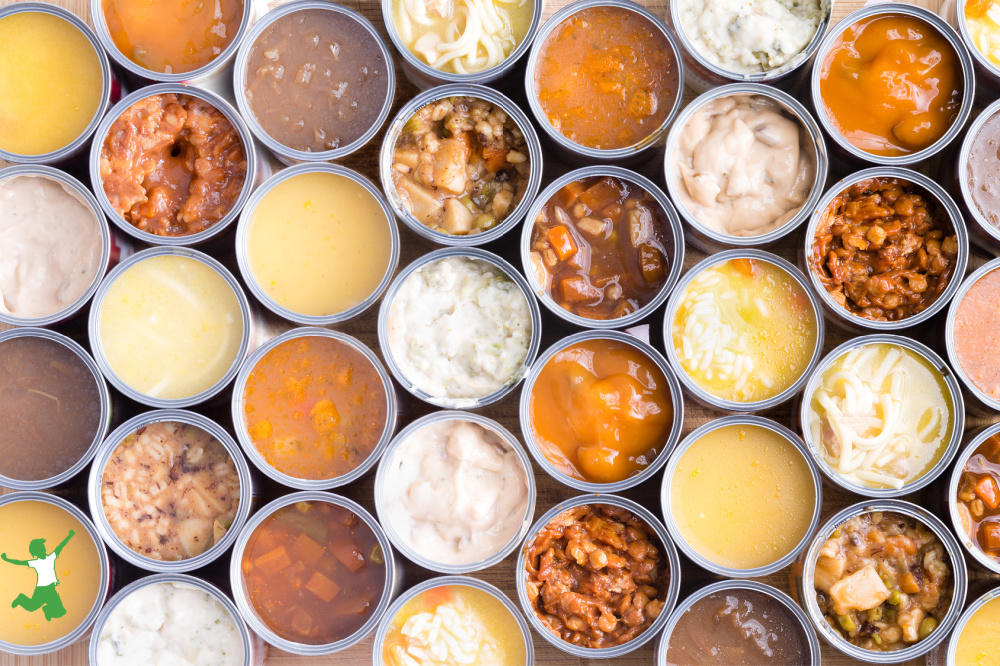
[579,178,627,211]
[984,435,1000,459]
[639,244,665,284]
[899,571,921,594]
[556,180,587,208]
[732,258,758,276]
[547,225,578,260]
[974,475,1000,510]
[979,521,1000,550]
[482,142,508,173]
[254,546,292,576]
[304,571,341,602]
[292,533,326,566]
[560,276,603,303]
[884,535,918,557]
[828,564,890,614]
[918,616,938,640]
[837,613,857,633]
[289,607,314,636]
[330,541,366,573]
[814,552,847,593]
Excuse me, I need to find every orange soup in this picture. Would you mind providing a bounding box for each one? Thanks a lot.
[534,6,679,150]
[818,14,962,157]
[528,339,673,484]
[242,336,388,481]
[241,500,386,645]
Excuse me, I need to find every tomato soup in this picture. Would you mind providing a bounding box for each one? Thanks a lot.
[0,498,103,647]
[819,14,962,157]
[241,335,389,482]
[240,500,387,645]
[528,338,673,484]
[534,6,679,150]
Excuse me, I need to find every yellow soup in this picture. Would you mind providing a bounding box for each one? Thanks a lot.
[670,423,816,570]
[0,500,101,647]
[0,11,103,156]
[98,254,244,400]
[248,171,393,318]
[955,596,1000,666]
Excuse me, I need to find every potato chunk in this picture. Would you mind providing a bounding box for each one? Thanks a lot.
[829,563,889,614]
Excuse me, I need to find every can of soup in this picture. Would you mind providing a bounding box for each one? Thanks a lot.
[955,0,1000,97]
[519,165,684,329]
[662,83,829,253]
[947,422,1000,576]
[525,0,685,165]
[803,166,970,335]
[956,101,1000,256]
[945,257,1000,417]
[944,585,1000,665]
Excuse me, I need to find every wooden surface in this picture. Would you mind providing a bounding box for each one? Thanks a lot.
[1,0,995,664]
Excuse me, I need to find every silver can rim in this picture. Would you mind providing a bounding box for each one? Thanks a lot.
[662,82,830,248]
[517,329,685,492]
[87,83,259,247]
[654,579,822,666]
[374,411,537,574]
[87,409,255,572]
[518,164,686,329]
[662,248,826,412]
[377,246,543,409]
[945,585,1000,665]
[380,0,543,85]
[955,0,1000,82]
[956,99,1000,246]
[0,491,110,656]
[87,246,254,408]
[803,166,970,331]
[670,0,834,83]
[0,3,112,164]
[370,575,535,666]
[228,490,397,656]
[89,0,252,82]
[660,415,824,578]
[232,0,397,164]
[0,327,111,491]
[946,422,1000,575]
[87,572,255,666]
[945,258,1000,413]
[229,326,398,490]
[379,83,544,246]
[524,0,686,160]
[799,333,965,498]
[809,3,976,166]
[0,165,112,327]
[234,162,401,325]
[799,498,968,663]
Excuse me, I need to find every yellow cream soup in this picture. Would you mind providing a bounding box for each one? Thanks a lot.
[99,255,244,400]
[0,500,101,647]
[247,171,392,318]
[671,423,816,570]
[955,596,1000,666]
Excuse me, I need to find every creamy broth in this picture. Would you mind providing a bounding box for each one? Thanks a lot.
[955,596,1000,665]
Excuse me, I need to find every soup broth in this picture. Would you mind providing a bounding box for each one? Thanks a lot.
[955,596,1000,665]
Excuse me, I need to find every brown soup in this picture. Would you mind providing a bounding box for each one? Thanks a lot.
[244,8,389,153]
[0,336,102,482]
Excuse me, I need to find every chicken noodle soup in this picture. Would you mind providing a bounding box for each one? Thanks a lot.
[808,342,954,491]
[391,0,534,74]
[670,257,818,404]
[240,500,386,645]
[0,498,102,648]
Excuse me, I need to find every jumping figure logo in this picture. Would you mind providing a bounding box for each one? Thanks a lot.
[1,529,75,621]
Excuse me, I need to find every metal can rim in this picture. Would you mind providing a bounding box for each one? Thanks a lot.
[956,99,1000,246]
[944,585,1000,665]
[946,421,1000,575]
[945,257,1000,412]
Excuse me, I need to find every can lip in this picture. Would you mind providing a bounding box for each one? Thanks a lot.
[0,491,110,656]
[799,333,965,498]
[87,409,254,573]
[87,246,254,408]
[89,0,252,83]
[799,498,968,663]
[374,411,537,573]
[517,329,685,492]
[956,100,1000,246]
[518,165,686,329]
[228,490,398,656]
[945,585,1000,664]
[670,0,833,83]
[662,248,826,412]
[524,0,686,161]
[947,422,1000,575]
[87,572,255,666]
[0,165,112,327]
[662,83,829,248]
[514,492,681,658]
[945,257,1000,412]
[377,246,543,409]
[370,574,535,665]
[803,166,970,332]
[0,3,112,165]
[0,328,112,491]
[378,83,544,247]
[232,0,396,164]
[809,3,976,166]
[660,415,824,578]
[654,580,822,666]
[234,162,401,325]
[380,0,542,86]
[229,327,398,490]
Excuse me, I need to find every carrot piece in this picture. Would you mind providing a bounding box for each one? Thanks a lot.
[292,533,326,566]
[556,180,587,207]
[254,546,292,576]
[546,225,578,261]
[984,435,1000,459]
[482,142,508,173]
[305,571,341,602]
[899,571,921,594]
[579,178,626,211]
[884,535,918,557]
[638,244,665,284]
[560,276,602,303]
[731,258,758,277]
[330,542,366,573]
[975,475,1000,510]
[289,607,314,636]
[980,521,1000,551]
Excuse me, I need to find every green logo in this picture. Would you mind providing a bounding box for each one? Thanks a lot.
[1,529,75,621]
